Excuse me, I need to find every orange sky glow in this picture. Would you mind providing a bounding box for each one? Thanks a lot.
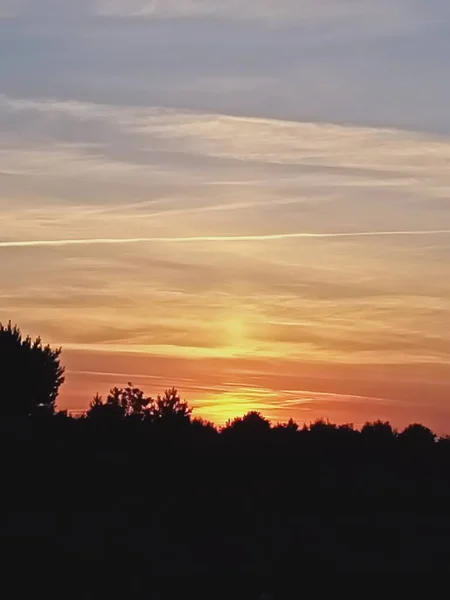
[1,2,450,432]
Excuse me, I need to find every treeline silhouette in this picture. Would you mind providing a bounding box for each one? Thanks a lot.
[2,322,450,586]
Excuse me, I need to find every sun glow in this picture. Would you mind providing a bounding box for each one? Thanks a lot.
[194,386,281,425]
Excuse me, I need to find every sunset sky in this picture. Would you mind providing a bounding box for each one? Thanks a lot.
[1,0,450,430]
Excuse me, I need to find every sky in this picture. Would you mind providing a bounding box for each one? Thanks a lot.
[1,0,450,430]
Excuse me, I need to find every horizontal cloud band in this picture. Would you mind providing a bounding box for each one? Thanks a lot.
[1,230,450,249]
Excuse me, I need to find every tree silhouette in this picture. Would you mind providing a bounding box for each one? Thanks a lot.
[191,417,218,438]
[223,411,271,439]
[87,392,125,422]
[0,321,64,417]
[361,420,397,444]
[150,388,192,422]
[399,423,436,448]
[107,383,150,417]
[308,418,338,437]
[274,418,299,433]
[87,383,150,422]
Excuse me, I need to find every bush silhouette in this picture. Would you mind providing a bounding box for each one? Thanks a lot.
[0,321,64,417]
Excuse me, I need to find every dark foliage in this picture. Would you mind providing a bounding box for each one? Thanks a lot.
[399,423,436,447]
[0,322,64,416]
[223,410,271,440]
[87,383,150,422]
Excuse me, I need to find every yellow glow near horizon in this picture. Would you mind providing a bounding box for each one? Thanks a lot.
[195,390,274,424]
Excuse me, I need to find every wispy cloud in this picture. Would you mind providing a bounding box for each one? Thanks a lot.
[4,94,450,175]
[1,95,450,249]
[2,230,450,249]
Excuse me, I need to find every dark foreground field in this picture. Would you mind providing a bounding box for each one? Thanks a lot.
[2,413,450,592]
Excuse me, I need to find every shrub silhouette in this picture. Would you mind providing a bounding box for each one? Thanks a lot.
[0,321,64,417]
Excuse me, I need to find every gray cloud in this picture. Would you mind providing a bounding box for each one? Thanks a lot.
[1,1,450,131]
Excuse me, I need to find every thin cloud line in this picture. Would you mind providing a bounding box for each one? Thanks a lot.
[1,229,450,249]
